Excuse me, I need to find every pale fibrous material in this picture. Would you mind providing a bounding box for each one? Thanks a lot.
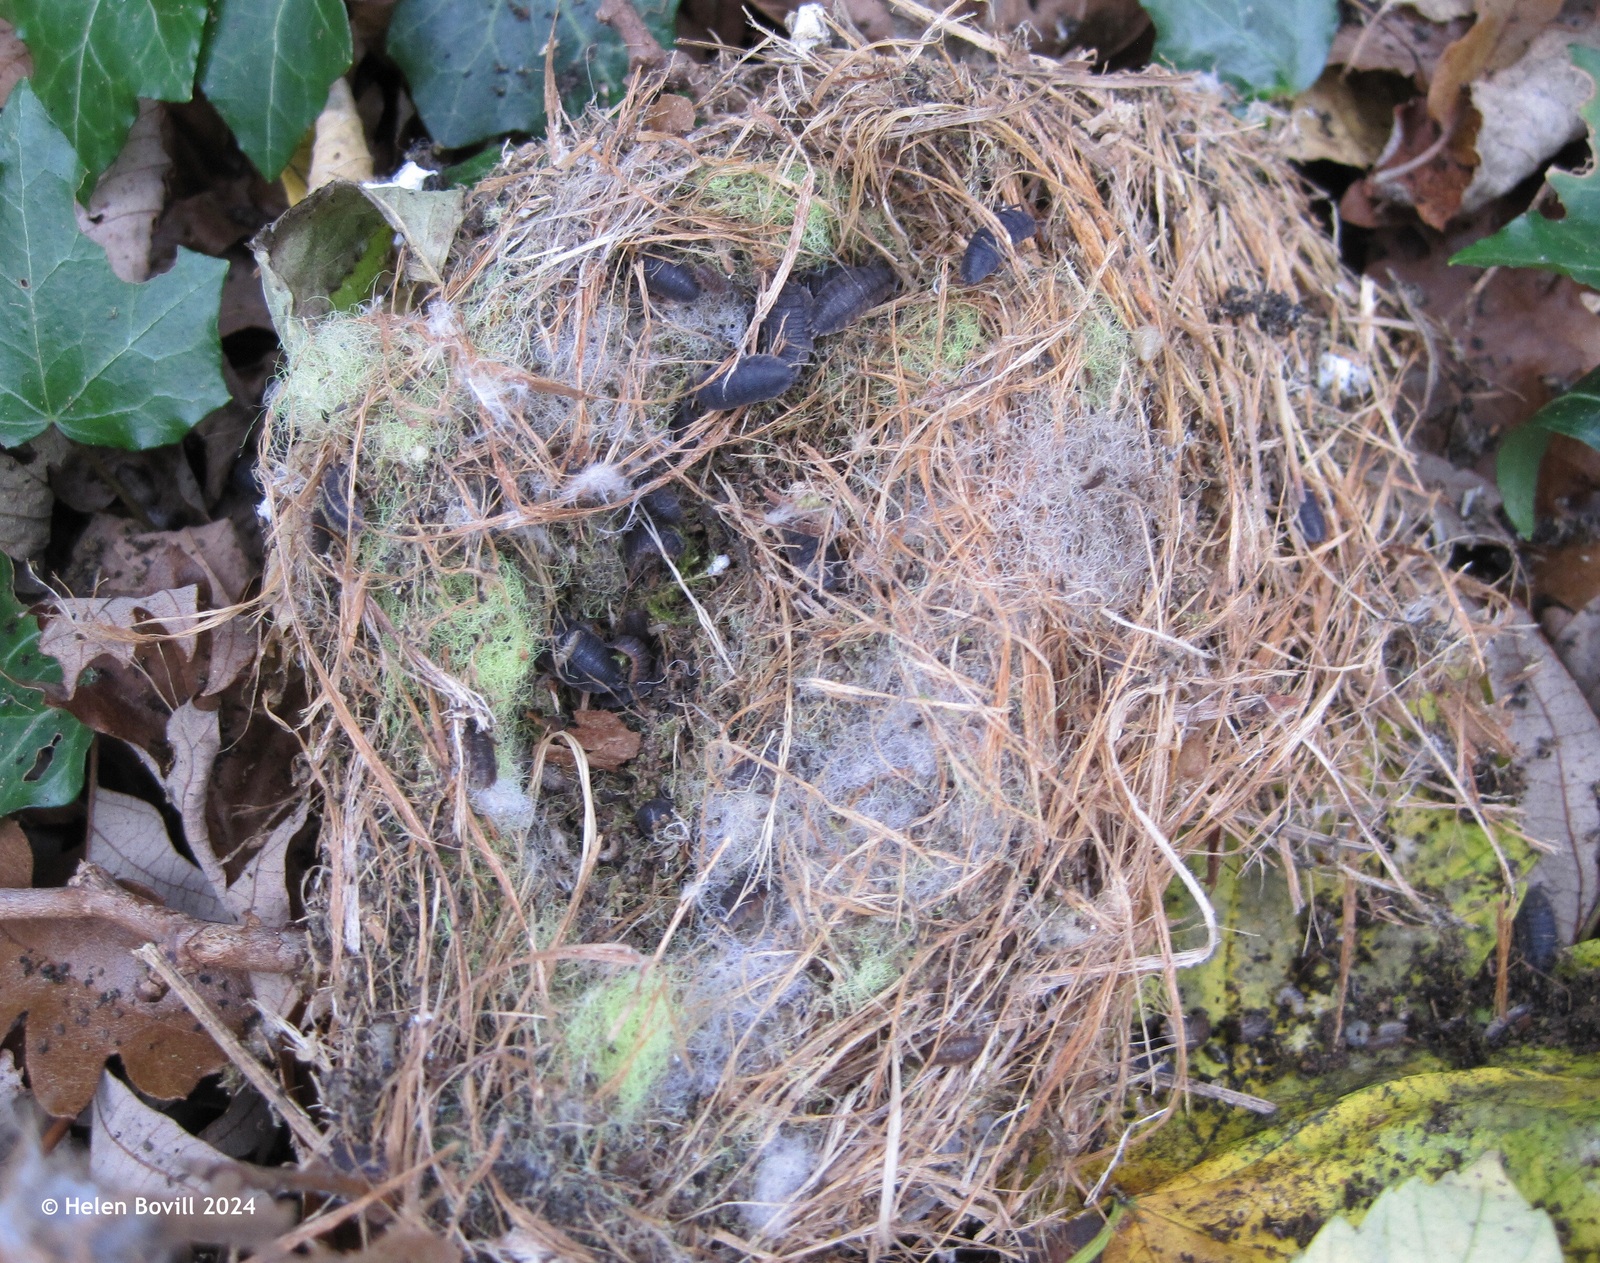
[261,21,1483,1260]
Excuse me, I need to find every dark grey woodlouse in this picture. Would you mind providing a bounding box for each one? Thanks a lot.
[807,262,896,336]
[1514,884,1559,972]
[635,796,675,840]
[926,1034,986,1066]
[464,725,498,789]
[642,254,703,303]
[1296,489,1327,546]
[959,206,1038,285]
[623,522,684,576]
[694,353,798,410]
[759,278,816,367]
[319,462,364,536]
[552,624,636,702]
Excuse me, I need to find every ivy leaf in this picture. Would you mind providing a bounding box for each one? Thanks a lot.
[1452,45,1600,286]
[0,554,91,815]
[3,0,207,186]
[198,0,353,181]
[0,82,230,450]
[388,0,678,149]
[1497,367,1600,538]
[1142,0,1338,99]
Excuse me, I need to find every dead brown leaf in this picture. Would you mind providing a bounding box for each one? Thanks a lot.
[1363,94,1483,228]
[643,92,697,135]
[89,786,230,923]
[1427,0,1563,126]
[1285,68,1409,168]
[0,447,54,561]
[1330,8,1471,83]
[549,710,642,772]
[91,1071,293,1243]
[1533,537,1600,613]
[0,826,250,1117]
[76,101,168,284]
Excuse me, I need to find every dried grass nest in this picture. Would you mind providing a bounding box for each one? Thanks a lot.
[260,26,1477,1261]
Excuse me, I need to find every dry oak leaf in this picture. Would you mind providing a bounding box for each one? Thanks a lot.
[0,821,251,1117]
[91,1071,292,1245]
[550,709,642,773]
[75,100,169,285]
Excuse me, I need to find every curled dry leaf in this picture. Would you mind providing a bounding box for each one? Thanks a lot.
[90,786,231,923]
[75,100,169,284]
[308,77,373,193]
[0,822,252,1117]
[1487,606,1600,942]
[91,1071,293,1244]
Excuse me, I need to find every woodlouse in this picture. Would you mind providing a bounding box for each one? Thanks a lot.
[959,206,1038,285]
[1295,488,1327,546]
[635,796,675,840]
[1514,884,1559,972]
[319,462,364,536]
[694,353,798,410]
[552,624,635,702]
[759,278,816,366]
[807,262,896,336]
[641,254,702,303]
[927,1034,985,1066]
[623,522,684,576]
[464,725,498,789]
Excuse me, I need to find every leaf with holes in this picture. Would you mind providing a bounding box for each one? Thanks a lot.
[388,0,677,149]
[1143,0,1339,99]
[197,0,353,181]
[0,82,230,449]
[4,0,206,186]
[0,554,90,814]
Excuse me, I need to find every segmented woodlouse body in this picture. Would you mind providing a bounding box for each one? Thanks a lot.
[1296,489,1327,546]
[635,795,675,840]
[759,278,816,367]
[959,206,1038,284]
[641,254,703,303]
[1514,884,1559,972]
[694,353,798,410]
[639,482,686,525]
[623,522,685,576]
[926,1034,986,1067]
[807,262,896,336]
[319,462,364,536]
[464,725,498,789]
[552,623,635,702]
[781,528,845,591]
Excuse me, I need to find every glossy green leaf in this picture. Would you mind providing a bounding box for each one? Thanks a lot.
[1496,367,1600,538]
[0,555,90,815]
[198,0,353,181]
[4,0,207,185]
[388,0,677,149]
[1142,0,1338,99]
[1452,45,1600,286]
[0,82,230,450]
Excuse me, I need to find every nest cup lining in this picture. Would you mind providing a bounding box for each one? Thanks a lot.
[263,29,1465,1260]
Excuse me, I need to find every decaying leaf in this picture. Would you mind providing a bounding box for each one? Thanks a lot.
[1102,1066,1600,1262]
[0,20,30,110]
[91,1070,292,1243]
[1284,68,1405,167]
[75,100,169,284]
[550,709,642,773]
[1297,1150,1561,1263]
[0,823,250,1117]
[1486,606,1600,942]
[308,76,373,191]
[0,447,53,560]
[1542,596,1600,717]
[89,785,230,923]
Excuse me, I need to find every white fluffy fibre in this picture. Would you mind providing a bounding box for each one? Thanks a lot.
[469,778,536,835]
[742,1132,817,1238]
[562,461,633,505]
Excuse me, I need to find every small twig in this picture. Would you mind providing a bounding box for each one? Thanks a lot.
[0,862,308,974]
[134,943,327,1155]
[597,0,667,71]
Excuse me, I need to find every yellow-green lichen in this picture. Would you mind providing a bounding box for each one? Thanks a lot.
[565,973,676,1118]
[898,301,985,377]
[697,164,838,260]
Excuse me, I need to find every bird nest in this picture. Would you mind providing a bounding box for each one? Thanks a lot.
[260,25,1472,1261]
